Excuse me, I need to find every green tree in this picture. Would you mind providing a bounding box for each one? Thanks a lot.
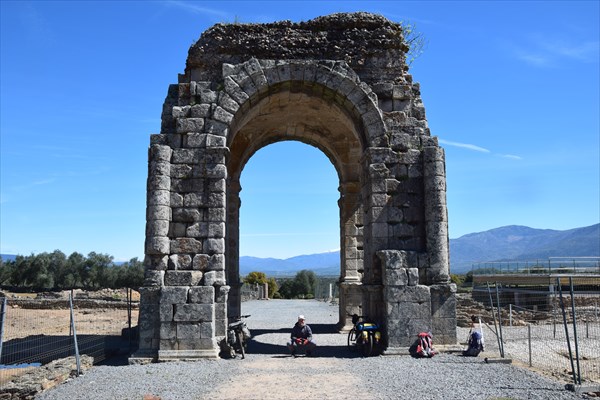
[115,257,144,289]
[278,279,294,299]
[67,252,86,288]
[83,252,114,289]
[244,271,267,285]
[294,270,317,297]
[266,277,278,298]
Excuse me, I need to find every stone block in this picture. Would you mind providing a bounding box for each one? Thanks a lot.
[176,118,205,134]
[207,179,226,193]
[165,270,203,286]
[147,205,171,221]
[169,222,186,238]
[176,322,201,339]
[159,303,174,322]
[207,207,226,222]
[216,286,230,303]
[214,302,226,320]
[382,267,408,286]
[168,254,192,270]
[144,255,168,271]
[172,207,202,223]
[408,268,419,286]
[172,148,201,164]
[147,186,170,204]
[144,270,164,287]
[149,161,171,177]
[386,299,431,320]
[208,222,225,238]
[160,286,189,304]
[174,304,214,322]
[208,192,225,208]
[190,104,211,118]
[206,164,227,179]
[150,144,172,162]
[215,318,227,337]
[204,270,226,286]
[145,236,170,255]
[430,284,457,318]
[203,238,224,254]
[207,254,225,271]
[186,222,208,238]
[160,322,177,340]
[377,250,416,269]
[192,254,209,271]
[188,286,215,304]
[384,285,430,303]
[183,193,205,207]
[172,105,191,119]
[431,317,457,345]
[139,287,160,304]
[160,339,178,351]
[170,192,184,207]
[170,238,203,253]
[386,317,432,347]
[138,304,159,332]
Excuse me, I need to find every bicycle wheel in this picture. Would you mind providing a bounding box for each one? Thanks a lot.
[236,330,246,359]
[361,332,374,357]
[347,328,357,349]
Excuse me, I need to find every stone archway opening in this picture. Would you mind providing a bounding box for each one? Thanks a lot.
[236,140,340,318]
[225,88,367,330]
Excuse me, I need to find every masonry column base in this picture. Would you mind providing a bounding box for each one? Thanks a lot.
[158,349,219,361]
[128,350,158,365]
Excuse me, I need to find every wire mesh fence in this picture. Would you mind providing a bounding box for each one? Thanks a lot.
[468,275,600,388]
[0,289,138,386]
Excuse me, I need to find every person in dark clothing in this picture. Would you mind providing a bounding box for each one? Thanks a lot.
[287,314,317,357]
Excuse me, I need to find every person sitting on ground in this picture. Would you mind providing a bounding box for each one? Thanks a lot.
[287,314,317,357]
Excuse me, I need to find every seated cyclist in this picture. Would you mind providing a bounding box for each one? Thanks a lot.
[287,314,317,357]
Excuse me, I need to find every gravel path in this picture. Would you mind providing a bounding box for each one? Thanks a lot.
[37,299,586,400]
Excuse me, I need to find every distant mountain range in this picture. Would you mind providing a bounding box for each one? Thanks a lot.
[2,224,598,276]
[240,251,340,276]
[241,224,599,275]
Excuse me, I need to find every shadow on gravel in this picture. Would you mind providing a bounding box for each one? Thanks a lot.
[246,324,366,359]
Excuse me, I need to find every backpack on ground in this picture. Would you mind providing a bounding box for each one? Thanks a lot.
[463,330,484,357]
[416,331,436,358]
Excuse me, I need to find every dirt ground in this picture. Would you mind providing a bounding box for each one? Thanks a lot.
[210,357,371,399]
[1,290,138,385]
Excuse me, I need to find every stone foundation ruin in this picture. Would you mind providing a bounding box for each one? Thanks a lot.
[134,12,456,361]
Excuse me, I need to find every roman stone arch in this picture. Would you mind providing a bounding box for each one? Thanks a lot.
[133,12,456,362]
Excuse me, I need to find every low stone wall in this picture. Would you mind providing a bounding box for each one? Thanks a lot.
[5,299,138,310]
[0,356,93,399]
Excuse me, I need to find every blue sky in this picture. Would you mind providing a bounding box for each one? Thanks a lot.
[1,1,598,261]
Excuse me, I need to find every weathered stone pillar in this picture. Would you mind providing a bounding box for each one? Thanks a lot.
[423,146,450,284]
[226,179,242,319]
[378,249,431,353]
[338,182,364,329]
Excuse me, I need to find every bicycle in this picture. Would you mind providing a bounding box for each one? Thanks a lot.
[227,314,251,359]
[347,313,382,357]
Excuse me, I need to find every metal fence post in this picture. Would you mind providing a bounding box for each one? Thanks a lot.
[486,282,503,358]
[509,304,513,327]
[127,288,132,350]
[0,297,6,363]
[528,324,532,367]
[69,293,81,376]
[558,277,577,386]
[569,277,581,385]
[495,283,505,358]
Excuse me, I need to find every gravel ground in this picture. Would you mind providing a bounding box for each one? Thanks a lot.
[37,299,588,400]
